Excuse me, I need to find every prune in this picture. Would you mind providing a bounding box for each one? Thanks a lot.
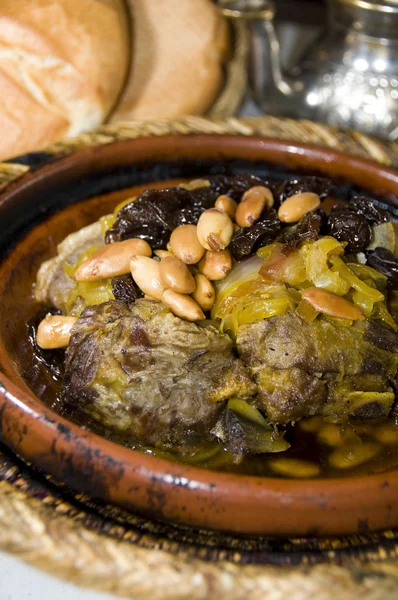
[112,275,142,305]
[105,187,211,248]
[272,176,334,209]
[281,212,322,250]
[367,247,398,289]
[349,195,389,225]
[105,174,333,256]
[105,174,269,249]
[327,206,371,252]
[231,210,281,260]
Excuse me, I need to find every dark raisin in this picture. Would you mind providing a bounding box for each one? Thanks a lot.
[367,247,398,289]
[327,206,371,252]
[111,275,142,305]
[281,212,322,250]
[231,210,281,260]
[105,187,212,248]
[348,195,389,225]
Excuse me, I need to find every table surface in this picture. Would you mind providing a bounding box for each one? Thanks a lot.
[0,552,118,600]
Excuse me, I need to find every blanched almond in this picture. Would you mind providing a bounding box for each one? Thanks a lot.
[301,287,364,321]
[278,192,320,223]
[154,249,173,259]
[269,458,320,478]
[169,225,205,264]
[192,274,215,311]
[328,442,380,469]
[130,256,165,300]
[374,423,398,444]
[179,179,211,190]
[162,289,205,321]
[74,238,152,281]
[36,315,77,349]
[198,249,232,281]
[215,195,238,219]
[235,186,274,228]
[159,256,196,294]
[197,208,234,251]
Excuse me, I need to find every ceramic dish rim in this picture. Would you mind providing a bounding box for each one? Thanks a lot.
[1,134,398,535]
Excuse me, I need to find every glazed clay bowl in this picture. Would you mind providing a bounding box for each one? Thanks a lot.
[1,134,398,537]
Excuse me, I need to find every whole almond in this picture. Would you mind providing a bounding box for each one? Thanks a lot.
[192,274,216,311]
[74,238,152,281]
[130,256,165,300]
[154,249,173,259]
[235,186,274,228]
[36,315,78,349]
[198,249,232,281]
[197,208,234,251]
[278,192,321,224]
[215,195,238,220]
[169,225,205,264]
[162,289,205,321]
[159,256,196,294]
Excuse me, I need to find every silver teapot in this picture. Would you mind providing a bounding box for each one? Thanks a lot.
[219,0,398,141]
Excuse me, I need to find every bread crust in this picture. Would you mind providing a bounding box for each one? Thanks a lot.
[110,0,229,122]
[0,0,129,160]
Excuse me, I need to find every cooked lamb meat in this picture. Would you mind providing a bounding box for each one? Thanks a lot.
[35,221,105,314]
[63,299,257,446]
[237,311,398,424]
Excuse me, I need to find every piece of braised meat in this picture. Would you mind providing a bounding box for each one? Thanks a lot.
[237,311,398,424]
[63,299,257,447]
[35,221,104,314]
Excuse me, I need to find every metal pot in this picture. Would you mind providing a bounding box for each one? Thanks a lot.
[220,0,398,140]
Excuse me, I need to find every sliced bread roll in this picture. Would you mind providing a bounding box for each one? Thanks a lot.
[110,0,229,122]
[0,0,130,161]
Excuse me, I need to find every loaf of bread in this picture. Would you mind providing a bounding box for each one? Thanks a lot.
[109,0,229,122]
[0,0,229,162]
[0,0,130,161]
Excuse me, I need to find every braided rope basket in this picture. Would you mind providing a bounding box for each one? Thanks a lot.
[1,115,398,599]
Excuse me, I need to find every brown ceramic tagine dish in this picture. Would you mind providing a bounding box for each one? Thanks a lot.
[1,134,398,538]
